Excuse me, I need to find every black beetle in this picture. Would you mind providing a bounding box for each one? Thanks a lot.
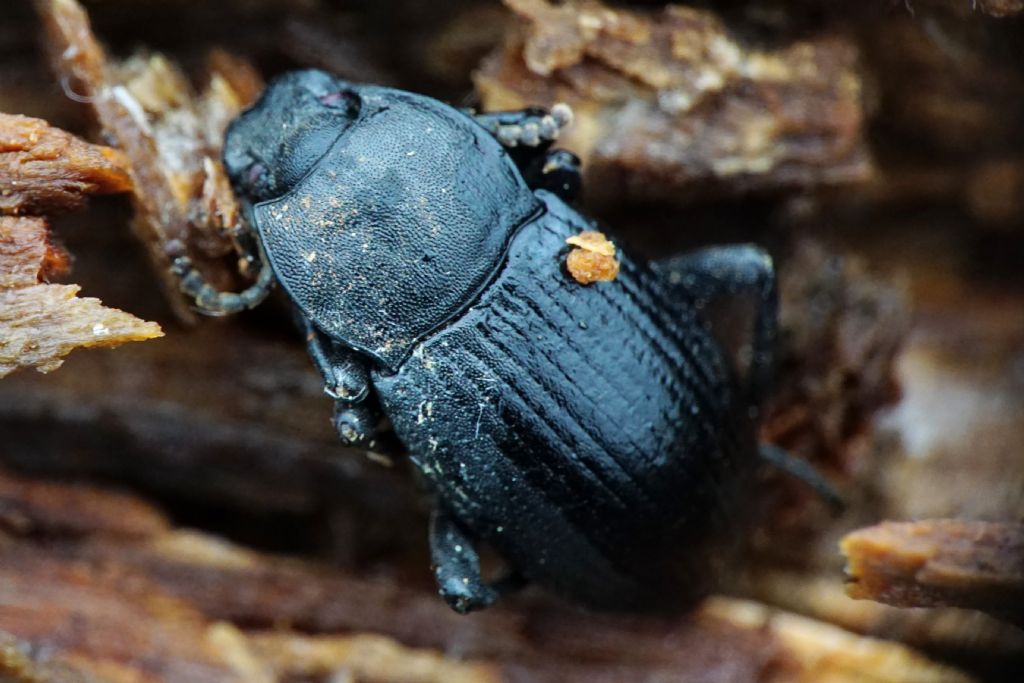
[168,69,789,614]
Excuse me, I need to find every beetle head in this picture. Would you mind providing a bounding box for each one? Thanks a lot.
[224,69,361,203]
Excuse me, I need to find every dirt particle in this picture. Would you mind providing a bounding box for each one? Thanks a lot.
[565,231,619,284]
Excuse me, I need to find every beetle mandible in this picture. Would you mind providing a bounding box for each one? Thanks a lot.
[168,69,785,613]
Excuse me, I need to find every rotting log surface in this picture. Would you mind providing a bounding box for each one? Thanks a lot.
[0,469,979,683]
[476,0,871,203]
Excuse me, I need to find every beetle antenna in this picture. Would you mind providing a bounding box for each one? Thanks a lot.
[758,444,846,513]
[166,239,274,316]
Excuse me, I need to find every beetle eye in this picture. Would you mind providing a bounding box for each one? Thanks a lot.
[318,90,360,116]
[238,160,278,201]
[247,162,267,186]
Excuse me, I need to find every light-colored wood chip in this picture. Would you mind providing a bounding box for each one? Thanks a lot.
[0,216,162,378]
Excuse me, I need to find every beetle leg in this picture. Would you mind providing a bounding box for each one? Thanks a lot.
[471,104,573,150]
[759,444,846,513]
[294,313,394,451]
[654,245,778,410]
[429,508,502,614]
[165,237,274,316]
[296,312,371,403]
[333,402,387,450]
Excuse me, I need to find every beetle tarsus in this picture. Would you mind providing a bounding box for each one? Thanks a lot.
[333,403,381,449]
[472,106,580,201]
[430,508,501,614]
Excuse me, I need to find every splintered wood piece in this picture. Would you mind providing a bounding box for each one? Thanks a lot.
[35,0,263,323]
[0,216,162,378]
[0,113,132,216]
[842,520,1024,618]
[476,0,871,202]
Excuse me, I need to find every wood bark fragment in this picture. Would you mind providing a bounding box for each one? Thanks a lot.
[0,113,131,216]
[841,520,1024,619]
[476,0,872,203]
[247,632,501,683]
[0,216,162,378]
[35,0,263,323]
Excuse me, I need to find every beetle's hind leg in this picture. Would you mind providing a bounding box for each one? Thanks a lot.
[759,444,846,513]
[654,245,778,410]
[430,508,524,613]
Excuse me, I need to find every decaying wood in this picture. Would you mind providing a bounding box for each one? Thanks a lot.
[475,0,871,202]
[940,0,1024,17]
[704,597,975,683]
[766,241,909,470]
[35,0,262,323]
[0,105,162,379]
[0,113,131,215]
[841,520,1024,619]
[739,271,1024,675]
[0,469,976,683]
[0,216,161,378]
[978,0,1024,15]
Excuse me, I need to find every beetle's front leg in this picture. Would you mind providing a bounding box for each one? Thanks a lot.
[297,311,370,402]
[654,245,778,409]
[167,236,275,316]
[296,312,392,450]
